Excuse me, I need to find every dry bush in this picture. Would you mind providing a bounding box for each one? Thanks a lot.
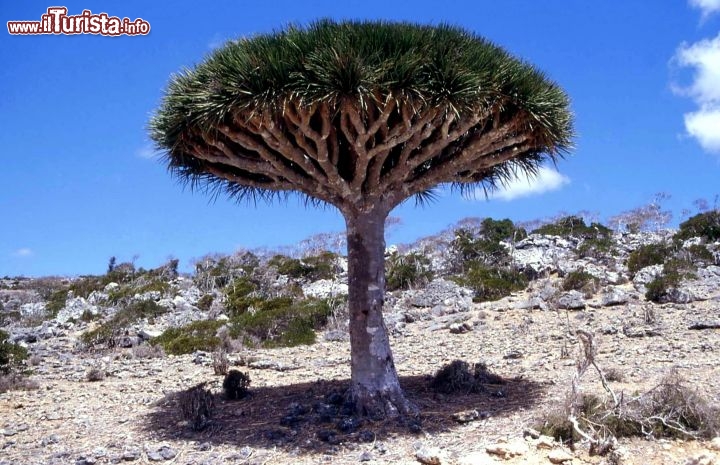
[212,349,229,376]
[177,383,215,431]
[0,373,39,393]
[86,367,106,382]
[223,369,251,400]
[540,330,720,457]
[430,360,504,394]
[130,344,165,359]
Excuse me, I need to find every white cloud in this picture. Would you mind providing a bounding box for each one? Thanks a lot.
[13,248,33,257]
[685,108,720,152]
[481,166,570,201]
[689,0,720,18]
[673,33,720,154]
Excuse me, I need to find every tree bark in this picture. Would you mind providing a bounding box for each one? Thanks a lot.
[344,206,417,418]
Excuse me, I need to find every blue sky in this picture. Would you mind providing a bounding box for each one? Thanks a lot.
[2,1,719,277]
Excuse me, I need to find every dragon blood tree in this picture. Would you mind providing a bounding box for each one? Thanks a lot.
[150,20,573,417]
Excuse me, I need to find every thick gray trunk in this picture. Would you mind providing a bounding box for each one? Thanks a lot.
[344,207,416,418]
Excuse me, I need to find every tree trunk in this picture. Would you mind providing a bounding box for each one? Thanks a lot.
[344,206,417,418]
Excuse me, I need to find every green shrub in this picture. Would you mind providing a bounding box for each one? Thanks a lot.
[562,270,599,293]
[224,277,260,317]
[197,294,214,312]
[107,279,171,304]
[577,236,617,259]
[82,299,167,348]
[268,252,338,281]
[533,216,611,238]
[675,210,720,242]
[69,276,105,299]
[452,262,528,302]
[151,320,223,355]
[229,297,332,348]
[386,252,433,291]
[45,289,69,317]
[627,243,672,275]
[0,330,28,374]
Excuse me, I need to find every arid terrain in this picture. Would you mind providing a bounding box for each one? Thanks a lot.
[2,219,720,464]
[2,285,720,464]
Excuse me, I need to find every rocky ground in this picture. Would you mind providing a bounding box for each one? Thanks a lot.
[2,225,720,464]
[2,283,720,464]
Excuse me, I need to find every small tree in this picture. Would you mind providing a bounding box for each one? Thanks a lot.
[150,20,573,416]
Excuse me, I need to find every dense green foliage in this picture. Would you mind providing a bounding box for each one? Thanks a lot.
[386,252,433,291]
[561,270,599,293]
[626,243,672,276]
[151,320,223,355]
[451,218,526,268]
[268,252,337,281]
[229,297,332,347]
[452,262,528,302]
[0,330,28,374]
[675,210,720,242]
[533,216,616,259]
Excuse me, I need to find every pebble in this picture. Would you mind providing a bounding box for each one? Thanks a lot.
[547,448,574,464]
[415,446,443,465]
[486,439,529,459]
[710,438,720,452]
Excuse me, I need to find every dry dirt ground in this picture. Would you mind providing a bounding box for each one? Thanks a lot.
[2,285,720,465]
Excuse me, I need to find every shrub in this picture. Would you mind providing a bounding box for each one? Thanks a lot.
[107,279,171,304]
[86,367,106,382]
[430,360,503,394]
[151,320,223,355]
[81,299,167,349]
[533,216,611,238]
[177,383,215,431]
[0,373,39,394]
[223,369,251,400]
[450,218,526,269]
[0,330,28,374]
[268,252,338,281]
[561,270,599,293]
[197,294,214,312]
[386,252,433,291]
[452,262,528,302]
[224,277,260,317]
[212,349,229,375]
[675,210,720,242]
[577,236,617,259]
[540,372,719,445]
[627,243,672,275]
[45,289,69,317]
[229,297,332,348]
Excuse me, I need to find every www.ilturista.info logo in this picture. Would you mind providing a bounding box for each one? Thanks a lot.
[7,7,150,36]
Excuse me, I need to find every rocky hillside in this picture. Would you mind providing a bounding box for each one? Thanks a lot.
[1,212,719,464]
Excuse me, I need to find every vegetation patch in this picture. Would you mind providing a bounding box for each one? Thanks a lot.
[268,252,338,281]
[44,289,69,317]
[675,210,720,242]
[151,320,223,355]
[627,243,672,276]
[229,297,332,348]
[386,251,433,291]
[562,270,599,294]
[81,299,167,349]
[430,360,504,394]
[450,218,526,269]
[0,330,28,374]
[223,369,251,400]
[452,262,528,302]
